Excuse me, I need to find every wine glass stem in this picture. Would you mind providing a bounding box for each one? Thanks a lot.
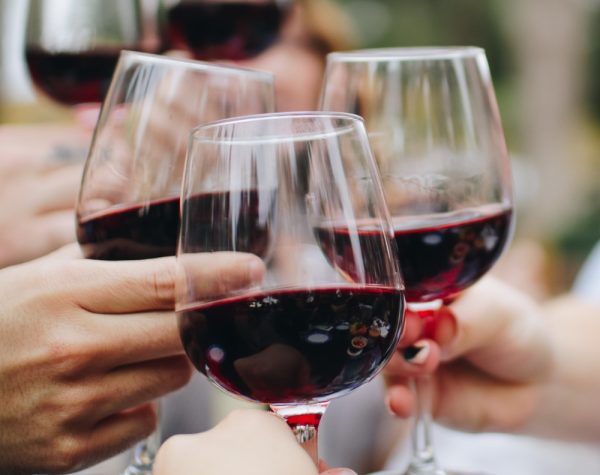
[407,374,443,474]
[270,402,328,466]
[123,400,161,475]
[405,301,445,475]
[290,423,319,465]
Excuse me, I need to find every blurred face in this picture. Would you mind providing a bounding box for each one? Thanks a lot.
[235,41,325,111]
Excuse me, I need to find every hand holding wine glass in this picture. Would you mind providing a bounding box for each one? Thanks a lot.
[176,112,405,465]
[320,47,514,475]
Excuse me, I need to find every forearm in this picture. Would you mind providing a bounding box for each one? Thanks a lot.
[523,295,600,442]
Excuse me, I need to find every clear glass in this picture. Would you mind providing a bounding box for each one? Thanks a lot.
[160,0,294,60]
[176,111,405,465]
[76,51,275,475]
[25,0,149,107]
[320,47,514,475]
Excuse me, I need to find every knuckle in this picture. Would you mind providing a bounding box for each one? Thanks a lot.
[49,435,86,473]
[45,333,97,377]
[156,357,194,394]
[149,262,176,306]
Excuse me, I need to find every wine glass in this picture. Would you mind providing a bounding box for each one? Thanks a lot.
[161,0,294,60]
[176,111,405,465]
[25,0,151,111]
[320,47,514,475]
[76,51,275,475]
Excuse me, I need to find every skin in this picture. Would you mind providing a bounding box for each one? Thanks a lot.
[0,248,264,474]
[385,276,600,443]
[0,124,89,268]
[154,409,347,475]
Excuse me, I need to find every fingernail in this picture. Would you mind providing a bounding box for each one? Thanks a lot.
[402,341,430,365]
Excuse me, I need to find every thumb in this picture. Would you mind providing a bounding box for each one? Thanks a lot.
[177,251,266,302]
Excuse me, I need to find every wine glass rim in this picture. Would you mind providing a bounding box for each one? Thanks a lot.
[119,50,274,81]
[327,46,485,62]
[190,111,365,145]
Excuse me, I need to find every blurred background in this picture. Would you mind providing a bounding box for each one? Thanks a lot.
[1,0,598,294]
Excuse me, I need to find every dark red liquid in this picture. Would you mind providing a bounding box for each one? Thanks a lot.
[77,196,180,260]
[164,2,286,60]
[394,207,512,301]
[179,286,404,404]
[26,49,121,105]
[315,206,512,302]
[77,189,275,260]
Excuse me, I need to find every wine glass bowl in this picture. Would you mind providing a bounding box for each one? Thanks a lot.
[321,46,513,304]
[161,0,294,60]
[320,47,514,475]
[176,112,405,461]
[25,0,146,106]
[77,51,275,260]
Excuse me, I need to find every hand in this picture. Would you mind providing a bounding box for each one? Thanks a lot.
[386,277,561,435]
[0,124,90,267]
[0,247,264,474]
[154,409,357,475]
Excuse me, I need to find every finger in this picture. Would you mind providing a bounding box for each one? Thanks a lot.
[37,243,83,261]
[398,311,424,347]
[431,306,457,346]
[30,210,77,251]
[0,211,76,267]
[443,278,549,381]
[34,163,82,212]
[383,340,440,382]
[385,384,416,419]
[443,278,525,359]
[83,311,184,369]
[177,252,265,303]
[432,360,536,433]
[68,257,178,312]
[71,355,192,423]
[79,403,157,469]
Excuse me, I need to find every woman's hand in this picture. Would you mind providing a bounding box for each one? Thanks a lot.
[385,278,553,432]
[385,276,600,442]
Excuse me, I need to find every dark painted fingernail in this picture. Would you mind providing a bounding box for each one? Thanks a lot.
[402,341,430,364]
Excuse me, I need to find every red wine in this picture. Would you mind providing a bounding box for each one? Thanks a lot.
[316,206,512,302]
[178,286,404,403]
[77,189,275,260]
[26,48,121,105]
[164,2,286,60]
[77,196,180,260]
